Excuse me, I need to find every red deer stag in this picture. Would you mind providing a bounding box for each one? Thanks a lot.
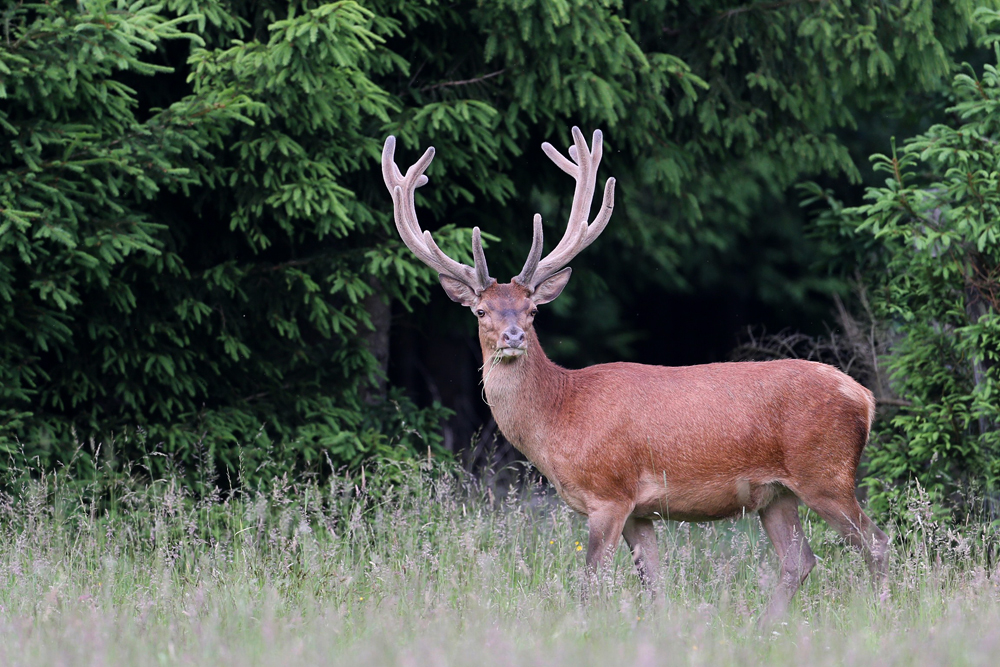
[381,127,889,623]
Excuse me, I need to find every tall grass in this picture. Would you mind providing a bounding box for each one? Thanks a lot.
[0,457,998,666]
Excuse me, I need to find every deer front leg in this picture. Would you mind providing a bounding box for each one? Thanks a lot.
[584,505,630,593]
[757,494,817,627]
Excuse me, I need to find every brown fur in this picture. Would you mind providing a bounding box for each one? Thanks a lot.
[473,282,889,623]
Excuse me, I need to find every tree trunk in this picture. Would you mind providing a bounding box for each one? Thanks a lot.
[360,277,391,404]
[965,283,994,436]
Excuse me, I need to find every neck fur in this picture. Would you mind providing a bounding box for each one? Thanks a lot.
[479,332,566,456]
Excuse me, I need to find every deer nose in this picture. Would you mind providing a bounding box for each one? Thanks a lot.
[501,327,525,348]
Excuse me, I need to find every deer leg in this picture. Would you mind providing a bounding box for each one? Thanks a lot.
[585,506,630,585]
[758,494,816,627]
[806,495,889,594]
[622,517,659,587]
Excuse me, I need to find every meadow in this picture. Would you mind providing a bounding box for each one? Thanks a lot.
[0,457,997,667]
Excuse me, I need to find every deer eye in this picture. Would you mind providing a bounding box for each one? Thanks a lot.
[476,309,485,318]
[529,308,538,317]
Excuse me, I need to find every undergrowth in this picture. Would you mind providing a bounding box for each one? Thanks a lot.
[0,456,998,666]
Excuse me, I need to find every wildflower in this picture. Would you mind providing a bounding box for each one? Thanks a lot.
[576,545,583,551]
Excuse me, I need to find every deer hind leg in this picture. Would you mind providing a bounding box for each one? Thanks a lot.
[804,492,889,593]
[758,493,817,627]
[622,517,659,587]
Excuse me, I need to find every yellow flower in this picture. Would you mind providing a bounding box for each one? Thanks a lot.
[549,540,554,544]
[576,545,583,551]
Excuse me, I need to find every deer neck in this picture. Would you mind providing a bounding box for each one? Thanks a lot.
[479,332,566,463]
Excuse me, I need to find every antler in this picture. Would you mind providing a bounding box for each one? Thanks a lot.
[514,127,616,290]
[382,136,494,292]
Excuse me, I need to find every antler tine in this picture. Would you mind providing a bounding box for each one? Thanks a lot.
[518,127,615,289]
[580,176,616,250]
[382,136,494,292]
[471,227,491,288]
[513,214,545,286]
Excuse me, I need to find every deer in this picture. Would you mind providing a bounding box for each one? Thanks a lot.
[381,126,889,624]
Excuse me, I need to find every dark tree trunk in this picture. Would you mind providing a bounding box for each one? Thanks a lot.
[965,282,994,436]
[361,277,391,404]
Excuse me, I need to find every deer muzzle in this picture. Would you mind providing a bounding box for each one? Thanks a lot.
[499,327,526,356]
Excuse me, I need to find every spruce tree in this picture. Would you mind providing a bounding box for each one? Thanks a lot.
[1,0,992,483]
[832,17,1000,509]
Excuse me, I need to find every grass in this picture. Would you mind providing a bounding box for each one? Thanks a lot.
[0,458,998,666]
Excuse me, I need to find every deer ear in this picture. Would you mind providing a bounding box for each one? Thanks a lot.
[439,274,479,307]
[531,267,572,305]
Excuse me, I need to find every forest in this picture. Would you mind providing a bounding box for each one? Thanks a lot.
[2,0,999,513]
[4,1,1000,664]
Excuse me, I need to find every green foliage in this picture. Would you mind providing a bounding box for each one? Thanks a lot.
[836,16,1000,511]
[403,0,990,369]
[380,0,992,369]
[2,0,996,485]
[0,0,451,481]
[608,0,988,302]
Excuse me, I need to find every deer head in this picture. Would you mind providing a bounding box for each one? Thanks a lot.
[381,127,616,360]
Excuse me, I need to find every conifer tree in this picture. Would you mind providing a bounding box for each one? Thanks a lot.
[1,0,456,478]
[1,0,992,482]
[826,13,1000,509]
